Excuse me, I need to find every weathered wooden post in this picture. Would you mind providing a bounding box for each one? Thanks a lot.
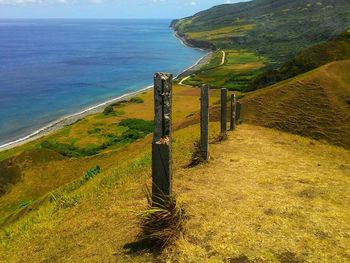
[230,94,236,131]
[236,101,241,123]
[200,85,209,161]
[152,73,173,206]
[221,88,227,133]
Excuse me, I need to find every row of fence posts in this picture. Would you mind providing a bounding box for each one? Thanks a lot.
[151,73,241,206]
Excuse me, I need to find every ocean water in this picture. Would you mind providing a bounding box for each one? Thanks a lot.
[0,19,205,146]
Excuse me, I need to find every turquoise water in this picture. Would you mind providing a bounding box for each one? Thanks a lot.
[0,19,205,146]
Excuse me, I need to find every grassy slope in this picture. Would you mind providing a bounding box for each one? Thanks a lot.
[0,85,222,225]
[241,60,350,149]
[1,124,349,262]
[173,0,350,64]
[249,29,350,90]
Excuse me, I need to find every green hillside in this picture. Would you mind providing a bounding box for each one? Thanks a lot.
[173,0,350,64]
[249,28,350,89]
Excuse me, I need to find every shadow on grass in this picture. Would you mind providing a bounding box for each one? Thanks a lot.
[211,132,228,144]
[184,140,205,168]
[123,239,161,255]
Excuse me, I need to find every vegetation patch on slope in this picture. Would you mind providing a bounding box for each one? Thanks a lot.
[183,49,266,91]
[249,29,350,90]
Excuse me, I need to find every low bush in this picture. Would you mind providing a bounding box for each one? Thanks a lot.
[130,97,144,104]
[121,129,142,141]
[119,118,154,134]
[81,165,101,184]
[41,119,153,157]
[41,141,83,157]
[41,141,104,157]
[103,105,114,115]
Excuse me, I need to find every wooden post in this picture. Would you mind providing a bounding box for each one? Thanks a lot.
[236,101,241,123]
[152,73,172,206]
[221,88,227,133]
[200,85,209,161]
[230,94,236,131]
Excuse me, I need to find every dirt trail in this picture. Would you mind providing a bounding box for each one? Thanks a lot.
[220,50,226,65]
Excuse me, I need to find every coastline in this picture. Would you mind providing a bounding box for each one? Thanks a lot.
[173,31,213,80]
[0,85,153,152]
[0,33,211,152]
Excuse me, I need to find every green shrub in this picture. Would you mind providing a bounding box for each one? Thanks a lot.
[103,105,114,115]
[41,141,101,157]
[130,97,144,104]
[41,120,153,157]
[121,129,142,141]
[111,100,127,107]
[119,118,154,134]
[41,141,82,157]
[81,165,101,183]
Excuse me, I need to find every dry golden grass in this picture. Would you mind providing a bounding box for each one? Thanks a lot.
[167,124,350,262]
[187,24,254,42]
[1,123,349,262]
[241,60,350,150]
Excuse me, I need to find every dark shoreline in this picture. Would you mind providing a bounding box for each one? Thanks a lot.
[170,20,217,51]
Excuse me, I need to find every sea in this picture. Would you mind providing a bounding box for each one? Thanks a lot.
[0,19,205,147]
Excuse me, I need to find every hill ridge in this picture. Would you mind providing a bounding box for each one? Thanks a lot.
[173,0,350,64]
[241,59,350,149]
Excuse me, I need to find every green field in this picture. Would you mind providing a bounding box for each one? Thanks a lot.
[186,24,254,42]
[183,50,266,91]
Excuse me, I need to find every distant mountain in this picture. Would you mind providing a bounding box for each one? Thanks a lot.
[172,0,350,64]
[249,28,350,89]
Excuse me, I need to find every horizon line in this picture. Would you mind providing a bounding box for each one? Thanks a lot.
[0,17,178,20]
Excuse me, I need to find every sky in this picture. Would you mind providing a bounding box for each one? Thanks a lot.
[0,0,249,19]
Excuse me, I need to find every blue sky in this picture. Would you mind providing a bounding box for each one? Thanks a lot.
[0,0,249,19]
